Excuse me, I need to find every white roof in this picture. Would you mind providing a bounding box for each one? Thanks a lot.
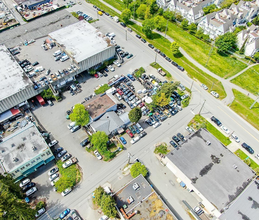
[0,45,31,100]
[49,20,111,63]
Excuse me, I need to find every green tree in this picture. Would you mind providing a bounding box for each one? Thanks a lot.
[252,16,259,25]
[121,8,131,24]
[154,15,167,32]
[203,4,217,15]
[163,10,176,21]
[148,0,158,14]
[145,7,152,19]
[175,13,183,22]
[41,88,54,99]
[157,7,163,15]
[136,4,147,19]
[0,174,36,220]
[129,1,140,18]
[253,52,259,61]
[90,131,109,152]
[154,144,169,155]
[88,68,96,75]
[101,194,117,218]
[123,0,133,8]
[195,28,204,39]
[188,23,197,34]
[130,162,148,178]
[142,18,155,38]
[93,186,105,206]
[153,93,170,107]
[129,107,142,123]
[254,167,259,175]
[170,42,180,55]
[215,32,237,54]
[160,82,178,98]
[55,176,74,192]
[220,0,237,9]
[69,104,90,126]
[181,19,189,30]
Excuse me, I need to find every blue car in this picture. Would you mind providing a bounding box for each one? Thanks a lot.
[127,74,135,81]
[120,137,127,145]
[59,208,70,219]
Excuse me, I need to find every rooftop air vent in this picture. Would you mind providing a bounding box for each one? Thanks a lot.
[13,157,19,162]
[22,137,26,141]
[32,146,36,151]
[11,143,15,147]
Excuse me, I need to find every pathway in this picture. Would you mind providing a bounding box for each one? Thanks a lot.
[97,0,258,103]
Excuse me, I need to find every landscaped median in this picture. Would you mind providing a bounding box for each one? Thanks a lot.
[235,149,259,174]
[94,84,110,95]
[188,115,231,146]
[230,89,259,131]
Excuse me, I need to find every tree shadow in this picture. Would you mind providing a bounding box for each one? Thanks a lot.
[151,32,161,40]
[174,52,183,58]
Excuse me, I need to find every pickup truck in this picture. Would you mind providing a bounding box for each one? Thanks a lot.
[62,157,78,169]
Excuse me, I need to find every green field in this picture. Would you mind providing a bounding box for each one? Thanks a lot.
[188,115,231,146]
[230,89,259,130]
[103,0,125,11]
[130,23,226,99]
[87,0,120,17]
[231,65,259,95]
[235,149,259,170]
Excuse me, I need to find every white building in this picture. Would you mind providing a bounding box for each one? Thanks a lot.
[237,24,259,56]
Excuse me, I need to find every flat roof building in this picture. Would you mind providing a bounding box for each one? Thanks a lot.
[163,129,255,218]
[0,123,54,180]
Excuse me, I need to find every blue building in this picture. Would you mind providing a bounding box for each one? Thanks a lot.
[0,123,55,181]
[22,0,51,10]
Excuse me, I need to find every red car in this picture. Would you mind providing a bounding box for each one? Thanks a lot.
[117,88,123,95]
[94,73,99,78]
[126,129,134,138]
[139,102,145,108]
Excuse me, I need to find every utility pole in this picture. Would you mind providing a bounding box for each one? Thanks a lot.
[199,100,206,115]
[210,82,214,91]
[164,19,169,38]
[205,39,214,67]
[190,80,194,91]
[155,52,158,64]
[249,93,259,109]
[128,152,132,164]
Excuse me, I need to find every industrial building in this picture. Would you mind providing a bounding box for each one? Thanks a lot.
[0,123,55,181]
[162,129,255,218]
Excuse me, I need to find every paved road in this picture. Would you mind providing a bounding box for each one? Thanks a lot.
[33,2,259,220]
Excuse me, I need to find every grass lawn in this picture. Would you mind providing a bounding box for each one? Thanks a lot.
[230,89,259,130]
[103,0,126,11]
[166,23,247,79]
[188,115,231,146]
[231,65,259,96]
[235,149,259,170]
[55,160,81,192]
[87,0,120,17]
[130,22,226,99]
[94,84,110,94]
[150,62,173,80]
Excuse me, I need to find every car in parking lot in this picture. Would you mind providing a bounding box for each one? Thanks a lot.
[49,173,59,181]
[80,138,90,147]
[108,65,115,72]
[210,91,219,98]
[127,74,135,81]
[153,122,161,128]
[71,125,80,133]
[22,182,36,192]
[61,188,72,197]
[172,135,180,143]
[127,54,133,59]
[94,150,102,160]
[35,207,46,218]
[60,209,71,219]
[170,140,178,148]
[231,133,240,143]
[201,84,208,90]
[48,140,58,147]
[141,38,146,43]
[130,136,140,144]
[48,167,59,176]
[221,125,230,134]
[57,150,67,158]
[177,133,185,141]
[120,137,127,145]
[210,116,222,126]
[186,126,194,133]
[148,43,154,49]
[19,178,31,188]
[32,61,39,66]
[139,131,147,138]
[50,177,60,186]
[61,153,71,162]
[120,22,126,27]
[241,143,254,154]
[126,129,134,138]
[136,34,141,39]
[25,186,37,197]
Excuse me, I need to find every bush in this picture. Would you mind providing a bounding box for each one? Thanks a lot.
[134,67,145,78]
[95,84,110,94]
[36,201,45,211]
[154,144,169,155]
[130,162,148,178]
[71,12,79,19]
[182,96,190,108]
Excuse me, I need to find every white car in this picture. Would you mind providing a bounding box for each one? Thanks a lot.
[136,123,143,132]
[61,153,71,162]
[210,91,219,98]
[201,84,208,90]
[19,178,30,188]
[108,65,115,72]
[186,126,194,133]
[49,173,59,181]
[153,122,161,128]
[62,159,73,168]
[35,207,46,218]
[94,150,102,160]
[130,136,140,144]
[221,125,230,134]
[50,177,60,186]
[61,187,72,197]
[231,134,240,143]
[48,167,59,176]
[48,140,58,147]
[25,187,37,196]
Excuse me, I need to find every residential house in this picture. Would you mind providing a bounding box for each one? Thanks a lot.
[237,24,259,56]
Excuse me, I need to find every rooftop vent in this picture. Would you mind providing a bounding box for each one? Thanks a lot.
[13,157,19,162]
[22,137,26,141]
[31,132,36,136]
[11,143,15,147]
[32,146,36,151]
[1,149,5,153]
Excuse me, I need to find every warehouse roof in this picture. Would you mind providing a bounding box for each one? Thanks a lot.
[49,20,112,62]
[0,45,31,101]
[166,129,254,212]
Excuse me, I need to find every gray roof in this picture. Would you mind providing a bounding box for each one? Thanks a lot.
[166,129,254,212]
[91,111,124,135]
[219,178,259,220]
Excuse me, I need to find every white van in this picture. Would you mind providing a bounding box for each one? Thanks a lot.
[115,93,122,100]
[53,50,61,57]
[60,55,69,62]
[136,123,143,132]
[67,122,76,129]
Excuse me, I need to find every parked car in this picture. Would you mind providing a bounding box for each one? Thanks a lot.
[130,136,140,144]
[70,125,80,133]
[153,122,161,128]
[136,34,141,39]
[126,54,133,59]
[120,137,127,145]
[186,126,194,133]
[60,209,71,219]
[49,173,59,181]
[126,129,134,138]
[50,177,60,186]
[241,143,254,154]
[62,158,78,168]
[148,44,154,49]
[48,140,58,147]
[120,22,126,27]
[94,150,102,160]
[141,38,146,43]
[61,153,72,162]
[177,133,185,141]
[172,135,180,143]
[22,182,36,192]
[25,187,37,197]
[231,133,240,143]
[221,125,230,134]
[210,91,219,98]
[61,188,72,197]
[19,178,31,188]
[80,138,90,147]
[210,116,222,126]
[139,131,147,138]
[57,150,67,158]
[48,167,59,176]
[35,208,46,218]
[201,84,208,90]
[170,140,178,148]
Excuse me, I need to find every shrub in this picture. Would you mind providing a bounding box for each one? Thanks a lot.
[154,144,169,155]
[36,201,45,211]
[95,84,110,94]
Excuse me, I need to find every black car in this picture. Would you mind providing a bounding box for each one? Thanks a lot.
[165,57,171,62]
[103,72,108,77]
[241,143,254,154]
[172,135,180,143]
[105,12,109,16]
[177,133,185,141]
[32,61,39,66]
[154,48,160,53]
[173,91,181,99]
[93,5,97,8]
[210,116,222,126]
[139,131,147,138]
[136,34,141,39]
[120,22,126,27]
[169,141,178,148]
[160,52,166,58]
[145,119,153,126]
[141,38,146,43]
[80,138,90,147]
[22,182,36,192]
[177,66,184,71]
[171,61,178,66]
[148,44,154,49]
[54,147,63,154]
[160,115,168,122]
